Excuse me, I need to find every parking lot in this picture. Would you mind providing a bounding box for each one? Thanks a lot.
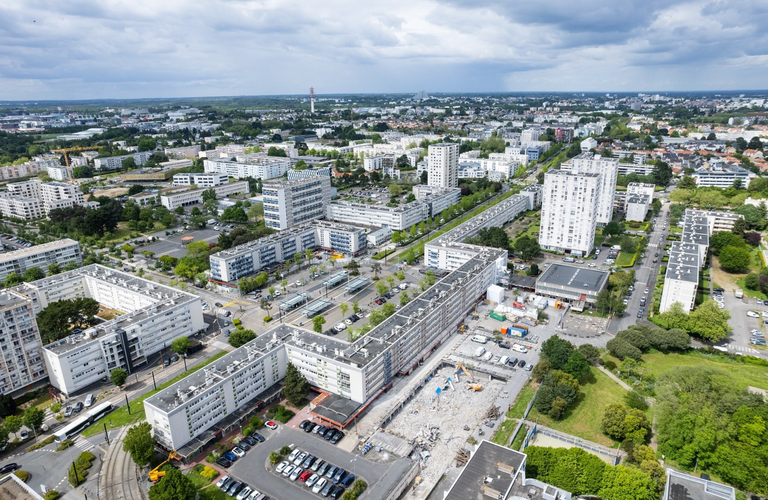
[722,291,767,354]
[225,427,411,500]
[139,228,221,259]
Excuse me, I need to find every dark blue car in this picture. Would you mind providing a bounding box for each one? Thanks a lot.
[223,452,238,462]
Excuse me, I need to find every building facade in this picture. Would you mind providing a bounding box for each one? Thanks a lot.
[0,291,47,396]
[263,176,331,230]
[160,181,249,210]
[172,173,228,187]
[94,152,152,170]
[326,201,428,231]
[538,170,600,257]
[203,158,290,180]
[560,153,618,225]
[427,143,459,188]
[0,239,82,282]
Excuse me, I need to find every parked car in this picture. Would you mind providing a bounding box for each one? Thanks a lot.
[237,441,250,451]
[265,421,278,430]
[299,419,311,430]
[237,487,253,500]
[242,436,257,446]
[294,451,308,466]
[276,461,290,474]
[216,475,231,489]
[19,430,28,440]
[321,480,335,497]
[223,451,237,462]
[74,402,84,413]
[252,432,265,442]
[64,406,74,417]
[290,467,303,481]
[299,470,313,482]
[312,459,326,472]
[313,477,328,493]
[324,429,336,441]
[0,463,20,475]
[282,464,296,477]
[330,485,345,499]
[288,448,302,462]
[302,455,316,469]
[331,431,344,444]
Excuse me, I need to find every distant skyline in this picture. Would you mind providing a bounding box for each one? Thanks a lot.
[1,1,767,100]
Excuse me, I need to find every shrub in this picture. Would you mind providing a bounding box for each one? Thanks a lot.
[280,445,292,455]
[50,402,62,413]
[269,451,281,465]
[205,451,220,464]
[624,391,649,411]
[264,316,273,323]
[43,491,61,500]
[56,439,74,451]
[200,465,219,482]
[27,435,55,452]
[14,470,29,482]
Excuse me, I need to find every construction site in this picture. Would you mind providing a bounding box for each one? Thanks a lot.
[380,364,506,490]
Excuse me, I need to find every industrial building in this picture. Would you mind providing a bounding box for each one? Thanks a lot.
[147,247,507,452]
[263,176,331,230]
[0,291,48,396]
[209,221,367,284]
[0,239,82,282]
[535,264,609,308]
[17,265,205,395]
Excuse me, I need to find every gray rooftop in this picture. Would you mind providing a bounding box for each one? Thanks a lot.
[665,470,735,500]
[537,264,609,292]
[445,440,525,500]
[0,290,28,308]
[0,238,79,264]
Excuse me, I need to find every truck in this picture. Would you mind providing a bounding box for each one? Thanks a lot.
[735,289,744,299]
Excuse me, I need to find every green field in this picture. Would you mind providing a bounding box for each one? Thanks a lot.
[492,419,517,446]
[82,351,228,437]
[528,368,627,447]
[615,251,636,267]
[639,351,768,391]
[506,383,535,419]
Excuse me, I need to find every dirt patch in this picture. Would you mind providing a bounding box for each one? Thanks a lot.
[91,187,129,199]
[98,307,125,321]
[709,255,745,292]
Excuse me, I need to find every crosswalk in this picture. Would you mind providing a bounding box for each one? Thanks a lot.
[728,344,759,354]
[72,435,95,452]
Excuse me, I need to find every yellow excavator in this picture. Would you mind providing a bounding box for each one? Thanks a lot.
[149,450,179,482]
[456,363,482,391]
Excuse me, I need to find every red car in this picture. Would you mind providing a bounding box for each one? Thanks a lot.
[299,470,312,482]
[265,420,278,430]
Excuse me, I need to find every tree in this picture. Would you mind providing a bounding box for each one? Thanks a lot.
[597,466,658,500]
[578,344,601,365]
[282,362,310,406]
[23,407,45,434]
[47,263,62,276]
[228,329,256,348]
[619,236,637,254]
[514,235,541,261]
[603,221,622,238]
[248,203,264,220]
[312,315,326,333]
[221,206,248,222]
[111,367,128,388]
[409,225,418,238]
[201,188,217,202]
[653,301,690,331]
[4,414,22,437]
[606,338,643,360]
[22,267,45,282]
[72,165,94,178]
[687,300,730,341]
[735,204,766,230]
[562,350,590,381]
[0,424,7,450]
[651,160,673,186]
[718,245,752,273]
[4,272,22,287]
[148,468,196,500]
[529,263,539,276]
[602,403,628,440]
[171,337,190,356]
[36,297,100,343]
[352,299,360,314]
[420,171,428,184]
[549,397,569,420]
[375,281,389,296]
[540,336,574,369]
[388,184,402,196]
[137,136,156,152]
[339,303,349,317]
[0,393,16,417]
[121,157,137,170]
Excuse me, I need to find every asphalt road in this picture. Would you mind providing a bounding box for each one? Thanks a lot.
[227,427,411,500]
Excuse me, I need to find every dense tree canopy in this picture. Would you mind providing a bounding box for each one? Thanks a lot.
[282,362,310,406]
[36,297,100,343]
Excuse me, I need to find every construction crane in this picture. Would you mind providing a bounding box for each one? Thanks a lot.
[456,363,482,391]
[149,450,179,482]
[52,146,100,181]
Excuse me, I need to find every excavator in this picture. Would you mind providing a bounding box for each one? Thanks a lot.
[455,363,482,391]
[149,450,179,482]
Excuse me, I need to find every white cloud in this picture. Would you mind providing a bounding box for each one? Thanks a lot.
[0,0,765,99]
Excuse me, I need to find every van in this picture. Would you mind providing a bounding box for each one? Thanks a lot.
[562,257,575,263]
[471,335,487,344]
[611,245,621,251]
[483,352,494,362]
[84,394,94,407]
[499,356,509,365]
[474,347,486,358]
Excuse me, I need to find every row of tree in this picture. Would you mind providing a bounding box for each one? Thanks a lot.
[606,324,691,361]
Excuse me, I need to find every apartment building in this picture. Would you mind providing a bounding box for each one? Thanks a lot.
[160,181,249,210]
[521,128,541,143]
[0,291,47,396]
[560,153,618,225]
[160,159,193,170]
[538,170,600,257]
[203,158,289,180]
[93,152,152,170]
[209,221,367,283]
[22,265,205,395]
[427,143,459,188]
[580,137,598,152]
[172,173,228,187]
[0,195,44,219]
[411,186,462,218]
[625,195,650,222]
[286,167,332,181]
[326,201,427,231]
[0,159,59,181]
[46,165,70,181]
[164,145,201,159]
[693,163,755,189]
[147,248,506,452]
[263,176,330,230]
[0,239,82,282]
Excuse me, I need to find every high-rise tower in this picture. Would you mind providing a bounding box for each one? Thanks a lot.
[310,87,315,113]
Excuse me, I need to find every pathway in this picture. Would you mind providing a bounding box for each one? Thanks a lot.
[597,366,632,392]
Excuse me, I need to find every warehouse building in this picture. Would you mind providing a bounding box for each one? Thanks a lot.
[535,264,609,308]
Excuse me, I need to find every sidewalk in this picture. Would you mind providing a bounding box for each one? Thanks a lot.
[597,365,632,391]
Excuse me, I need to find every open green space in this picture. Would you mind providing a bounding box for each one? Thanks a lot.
[492,419,517,446]
[738,277,768,300]
[614,252,636,267]
[81,351,228,437]
[199,484,234,500]
[528,368,627,447]
[639,351,768,391]
[506,383,535,419]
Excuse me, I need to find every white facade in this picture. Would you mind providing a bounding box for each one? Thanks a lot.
[1,180,86,219]
[172,173,228,187]
[160,181,249,210]
[209,221,367,283]
[625,195,650,222]
[0,291,47,396]
[538,170,600,257]
[521,128,542,143]
[692,164,755,189]
[263,176,331,230]
[0,239,82,282]
[560,153,618,225]
[580,137,598,151]
[46,165,70,181]
[204,158,290,180]
[412,186,462,218]
[29,265,205,395]
[326,201,428,231]
[94,152,152,170]
[428,143,459,188]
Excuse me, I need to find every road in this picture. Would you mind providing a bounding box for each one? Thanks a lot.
[99,426,143,500]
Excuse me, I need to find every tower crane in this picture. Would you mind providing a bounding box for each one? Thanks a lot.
[52,146,100,181]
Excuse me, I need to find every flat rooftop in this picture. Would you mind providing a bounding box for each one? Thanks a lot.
[0,238,79,263]
[537,264,609,292]
[445,440,525,500]
[665,470,735,500]
[311,393,363,426]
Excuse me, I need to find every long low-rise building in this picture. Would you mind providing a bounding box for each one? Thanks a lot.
[0,239,82,282]
[326,200,428,231]
[18,265,205,395]
[94,151,152,170]
[172,173,228,187]
[160,181,249,210]
[147,247,507,452]
[204,158,290,180]
[535,264,609,307]
[209,221,367,284]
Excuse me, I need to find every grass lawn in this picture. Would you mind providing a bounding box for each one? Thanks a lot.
[528,368,627,447]
[186,464,219,490]
[510,425,527,451]
[507,383,535,419]
[615,252,636,267]
[492,419,517,446]
[199,484,234,500]
[640,351,768,391]
[737,277,768,300]
[81,351,228,437]
[670,226,683,233]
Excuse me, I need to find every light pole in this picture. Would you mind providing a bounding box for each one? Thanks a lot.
[350,454,357,477]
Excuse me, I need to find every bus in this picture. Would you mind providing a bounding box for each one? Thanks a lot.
[53,402,114,443]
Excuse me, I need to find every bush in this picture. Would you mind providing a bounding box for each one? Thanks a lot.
[205,451,220,464]
[265,405,295,424]
[50,402,62,413]
[43,491,61,500]
[624,391,649,411]
[269,451,282,465]
[280,445,292,456]
[200,465,219,482]
[56,439,74,451]
[14,470,29,482]
[264,316,272,323]
[27,435,55,452]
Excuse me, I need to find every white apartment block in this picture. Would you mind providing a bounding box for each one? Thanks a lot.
[209,221,367,283]
[521,128,542,143]
[428,143,459,188]
[580,137,598,152]
[46,165,70,181]
[0,195,44,219]
[693,163,755,189]
[164,145,201,159]
[160,181,249,210]
[93,152,152,170]
[625,195,650,222]
[0,239,82,282]
[539,170,600,257]
[263,176,330,230]
[626,182,655,200]
[160,159,193,170]
[0,291,47,396]
[147,248,506,452]
[172,173,228,187]
[21,265,205,395]
[326,201,428,231]
[560,153,618,225]
[412,186,462,218]
[204,158,290,180]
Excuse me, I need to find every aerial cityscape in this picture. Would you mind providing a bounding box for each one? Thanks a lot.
[0,3,767,500]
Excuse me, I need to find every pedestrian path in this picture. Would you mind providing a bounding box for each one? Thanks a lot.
[728,344,759,354]
[73,435,95,452]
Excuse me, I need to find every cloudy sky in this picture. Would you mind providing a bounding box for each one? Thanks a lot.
[1,0,767,100]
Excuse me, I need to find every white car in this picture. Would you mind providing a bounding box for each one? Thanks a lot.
[747,311,760,318]
[762,311,768,318]
[276,461,290,474]
[294,451,308,466]
[313,477,328,494]
[288,449,302,462]
[282,464,295,477]
[306,473,320,487]
[237,487,253,500]
[216,476,230,488]
[335,323,347,331]
[231,447,246,458]
[290,467,303,481]
[295,281,303,287]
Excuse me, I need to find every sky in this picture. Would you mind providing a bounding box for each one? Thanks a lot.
[1,0,767,100]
